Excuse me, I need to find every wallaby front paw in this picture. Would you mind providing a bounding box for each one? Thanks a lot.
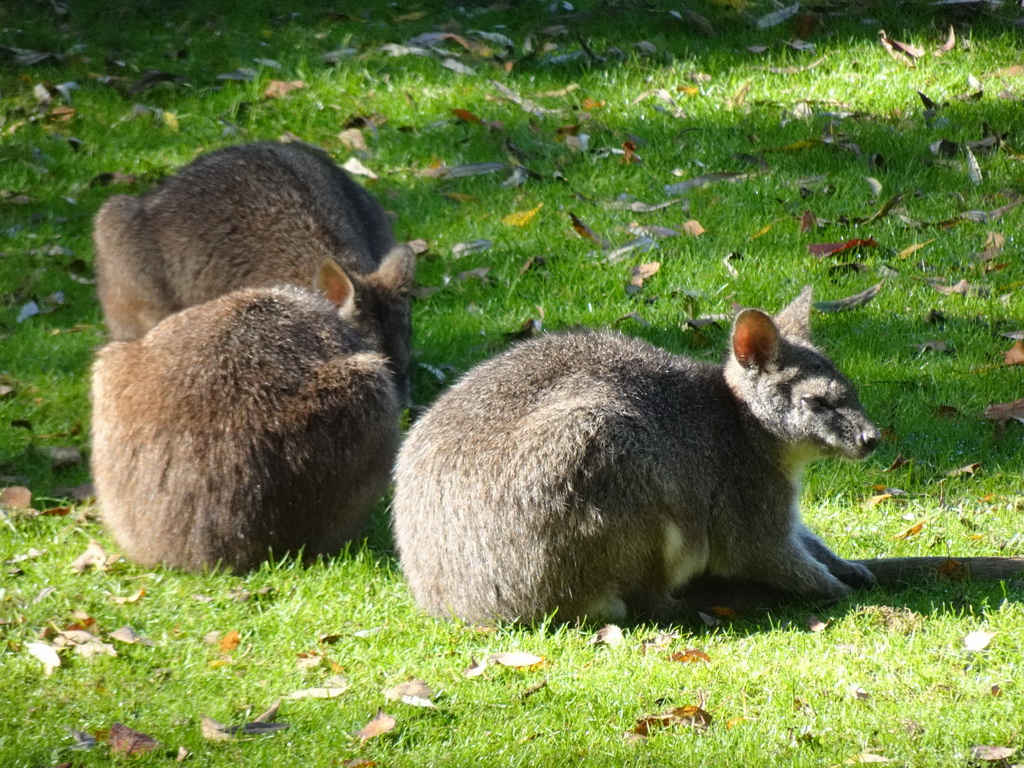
[834,559,876,590]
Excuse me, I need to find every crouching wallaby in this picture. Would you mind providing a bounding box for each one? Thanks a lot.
[392,287,880,624]
[90,259,401,572]
[92,140,416,403]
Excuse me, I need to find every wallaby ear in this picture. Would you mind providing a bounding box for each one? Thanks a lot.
[732,309,781,370]
[371,244,417,294]
[773,285,813,341]
[314,258,356,311]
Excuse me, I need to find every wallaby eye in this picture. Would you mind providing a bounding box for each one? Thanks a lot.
[801,394,829,410]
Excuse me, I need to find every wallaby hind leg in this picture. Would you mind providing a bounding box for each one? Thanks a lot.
[93,196,177,340]
[798,525,876,589]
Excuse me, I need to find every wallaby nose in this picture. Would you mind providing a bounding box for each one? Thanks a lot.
[857,429,880,455]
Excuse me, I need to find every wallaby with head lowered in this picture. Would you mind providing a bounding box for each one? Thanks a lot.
[392,287,879,624]
[92,140,416,402]
[90,259,401,572]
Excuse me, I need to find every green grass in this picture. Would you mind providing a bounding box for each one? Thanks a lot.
[2,0,1023,764]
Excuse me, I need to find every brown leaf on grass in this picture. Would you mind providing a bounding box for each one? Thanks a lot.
[934,26,956,56]
[913,340,950,354]
[1,486,32,509]
[681,220,705,236]
[338,127,367,152]
[569,212,612,249]
[1003,340,1024,365]
[219,630,241,653]
[111,588,146,605]
[109,626,154,646]
[71,540,110,573]
[799,210,817,233]
[464,657,488,678]
[883,453,911,472]
[878,30,923,65]
[898,240,934,259]
[383,680,435,708]
[971,745,1015,762]
[452,108,481,123]
[200,716,233,742]
[669,649,711,664]
[287,675,349,699]
[984,398,1024,432]
[631,705,712,737]
[353,711,396,742]
[590,624,624,648]
[893,519,927,539]
[488,651,545,668]
[109,723,160,755]
[806,239,878,258]
[630,262,660,288]
[263,80,304,99]
[812,283,883,313]
[621,140,640,165]
[947,462,980,477]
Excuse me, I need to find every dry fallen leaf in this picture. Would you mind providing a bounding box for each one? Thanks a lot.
[26,641,61,675]
[263,79,304,99]
[502,203,543,227]
[353,710,397,742]
[287,674,349,699]
[569,212,612,249]
[488,651,545,668]
[219,630,241,653]
[109,723,160,755]
[629,261,660,288]
[971,745,1015,762]
[893,519,927,539]
[807,239,879,259]
[111,588,147,605]
[71,540,111,573]
[1003,340,1024,365]
[383,680,435,708]
[109,626,153,646]
[590,624,624,648]
[632,705,712,737]
[669,648,711,664]
[681,220,705,236]
[964,630,995,652]
[464,657,488,678]
[341,157,378,179]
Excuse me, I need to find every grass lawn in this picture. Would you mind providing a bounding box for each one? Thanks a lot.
[1,0,1023,764]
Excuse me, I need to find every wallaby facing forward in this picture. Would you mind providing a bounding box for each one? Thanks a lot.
[392,288,879,623]
[91,259,400,572]
[93,140,416,403]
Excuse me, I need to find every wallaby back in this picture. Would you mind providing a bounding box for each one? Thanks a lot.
[392,288,879,623]
[92,140,416,402]
[91,266,401,572]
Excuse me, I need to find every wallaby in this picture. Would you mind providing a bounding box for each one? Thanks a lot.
[92,140,416,403]
[90,259,401,572]
[392,287,880,624]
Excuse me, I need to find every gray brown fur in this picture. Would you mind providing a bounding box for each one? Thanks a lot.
[92,140,416,402]
[91,278,400,572]
[392,288,879,623]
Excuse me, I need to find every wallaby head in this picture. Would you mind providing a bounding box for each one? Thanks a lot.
[724,286,880,465]
[92,140,417,404]
[339,244,417,407]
